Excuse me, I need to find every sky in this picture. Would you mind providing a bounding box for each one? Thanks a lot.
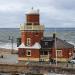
[0,0,75,28]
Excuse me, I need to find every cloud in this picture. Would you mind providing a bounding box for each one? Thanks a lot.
[0,0,75,28]
[40,0,75,27]
[0,0,24,12]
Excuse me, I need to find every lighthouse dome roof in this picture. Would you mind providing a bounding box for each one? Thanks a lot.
[26,8,39,14]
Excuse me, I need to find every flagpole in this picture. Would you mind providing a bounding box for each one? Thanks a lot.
[55,28,57,66]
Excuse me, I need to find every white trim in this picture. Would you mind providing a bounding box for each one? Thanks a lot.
[32,42,41,49]
[26,50,31,56]
[56,50,62,57]
[18,43,25,48]
[18,42,41,49]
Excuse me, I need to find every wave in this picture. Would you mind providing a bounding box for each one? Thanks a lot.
[0,42,18,50]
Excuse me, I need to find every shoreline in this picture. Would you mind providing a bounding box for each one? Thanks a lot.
[0,48,18,54]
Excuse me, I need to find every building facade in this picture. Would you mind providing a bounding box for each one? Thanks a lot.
[18,9,74,62]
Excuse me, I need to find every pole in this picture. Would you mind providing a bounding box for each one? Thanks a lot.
[9,36,14,54]
[55,28,57,66]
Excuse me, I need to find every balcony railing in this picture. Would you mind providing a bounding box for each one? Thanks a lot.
[20,23,44,31]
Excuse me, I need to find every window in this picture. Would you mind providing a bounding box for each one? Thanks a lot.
[26,50,31,56]
[45,42,48,45]
[44,51,48,55]
[40,51,48,55]
[26,38,31,46]
[57,50,62,57]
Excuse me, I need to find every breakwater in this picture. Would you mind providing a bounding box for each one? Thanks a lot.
[0,63,75,74]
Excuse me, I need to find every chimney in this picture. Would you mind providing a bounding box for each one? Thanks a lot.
[53,33,56,39]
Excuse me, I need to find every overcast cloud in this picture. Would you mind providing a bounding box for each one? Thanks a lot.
[0,0,75,28]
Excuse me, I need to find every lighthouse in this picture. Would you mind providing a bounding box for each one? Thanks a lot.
[18,8,74,62]
[18,8,44,61]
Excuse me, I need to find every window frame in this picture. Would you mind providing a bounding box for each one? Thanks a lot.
[26,50,31,56]
[56,50,62,57]
[45,42,48,46]
[26,38,31,46]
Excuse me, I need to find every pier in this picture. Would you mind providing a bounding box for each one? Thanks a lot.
[0,63,75,74]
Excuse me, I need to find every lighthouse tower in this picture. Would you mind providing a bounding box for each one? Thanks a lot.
[18,8,44,61]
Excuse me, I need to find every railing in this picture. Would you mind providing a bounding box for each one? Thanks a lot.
[40,55,49,59]
[20,24,44,31]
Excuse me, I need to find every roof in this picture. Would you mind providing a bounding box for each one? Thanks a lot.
[53,38,74,49]
[18,37,74,49]
[18,42,41,49]
[41,37,74,49]
[42,37,53,41]
[32,42,41,49]
[40,37,54,49]
[18,43,25,48]
[26,8,39,14]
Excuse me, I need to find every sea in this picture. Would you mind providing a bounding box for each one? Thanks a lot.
[0,28,75,75]
[0,28,75,50]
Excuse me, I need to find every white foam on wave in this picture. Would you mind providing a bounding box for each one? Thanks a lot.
[0,42,18,50]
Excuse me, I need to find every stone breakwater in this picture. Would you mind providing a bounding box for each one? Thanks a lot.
[0,63,75,74]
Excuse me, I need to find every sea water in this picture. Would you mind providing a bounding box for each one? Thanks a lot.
[0,28,75,50]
